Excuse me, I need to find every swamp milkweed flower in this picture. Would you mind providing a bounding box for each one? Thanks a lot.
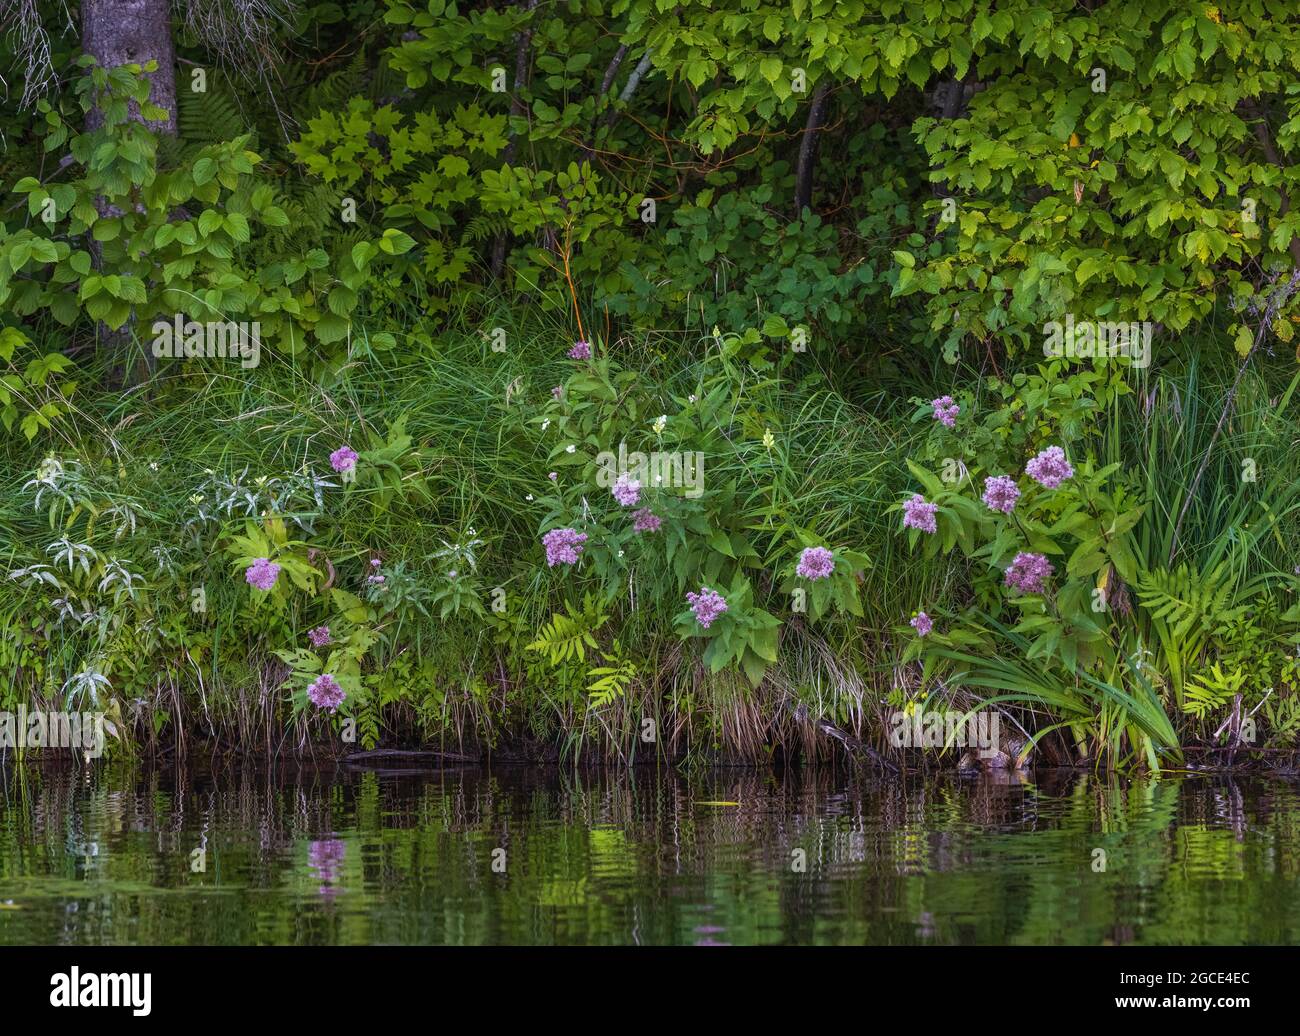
[902,494,939,534]
[633,508,662,533]
[1004,552,1054,594]
[796,546,835,580]
[330,445,358,474]
[542,527,588,566]
[245,558,280,591]
[686,587,729,629]
[981,475,1021,514]
[931,396,960,428]
[307,674,346,712]
[612,473,641,506]
[1025,446,1074,489]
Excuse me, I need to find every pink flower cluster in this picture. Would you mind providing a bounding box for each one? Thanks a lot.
[308,625,332,648]
[245,558,280,591]
[308,839,345,880]
[551,385,564,400]
[330,445,358,474]
[902,494,939,534]
[1004,552,1054,594]
[796,546,835,580]
[568,340,591,360]
[1026,446,1073,489]
[542,527,588,566]
[982,475,1020,514]
[308,838,345,899]
[307,673,346,712]
[931,395,959,428]
[612,473,641,506]
[633,508,662,533]
[910,611,933,637]
[686,587,729,629]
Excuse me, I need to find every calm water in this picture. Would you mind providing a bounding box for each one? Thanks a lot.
[1,764,1298,945]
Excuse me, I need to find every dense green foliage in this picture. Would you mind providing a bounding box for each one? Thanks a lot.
[2,1,1300,769]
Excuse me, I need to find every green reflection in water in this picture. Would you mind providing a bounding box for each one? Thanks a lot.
[0,766,1298,945]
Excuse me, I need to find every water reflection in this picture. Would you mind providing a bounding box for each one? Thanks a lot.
[307,839,345,900]
[0,764,1298,945]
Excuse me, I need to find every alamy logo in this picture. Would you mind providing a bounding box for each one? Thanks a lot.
[888,708,1000,755]
[0,707,104,759]
[151,314,261,369]
[595,442,704,498]
[50,968,151,1016]
[1043,314,1152,368]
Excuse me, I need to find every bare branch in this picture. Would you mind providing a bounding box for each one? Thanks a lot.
[601,47,654,130]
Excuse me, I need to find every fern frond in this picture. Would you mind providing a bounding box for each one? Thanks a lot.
[527,611,595,665]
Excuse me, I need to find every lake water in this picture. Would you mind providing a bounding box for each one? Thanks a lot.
[1,765,1298,945]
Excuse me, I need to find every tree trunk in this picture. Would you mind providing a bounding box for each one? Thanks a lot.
[81,0,177,134]
[490,0,539,281]
[81,0,177,386]
[927,76,973,235]
[1239,98,1300,270]
[793,81,830,218]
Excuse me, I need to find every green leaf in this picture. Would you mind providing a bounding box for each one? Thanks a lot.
[378,229,416,255]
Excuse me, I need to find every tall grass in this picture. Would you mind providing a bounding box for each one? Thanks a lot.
[0,308,931,762]
[3,312,1299,768]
